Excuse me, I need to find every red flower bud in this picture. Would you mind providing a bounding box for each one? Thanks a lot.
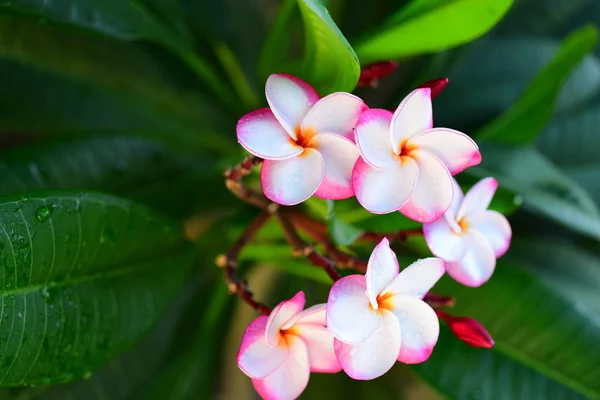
[417,77,449,99]
[358,61,398,87]
[436,310,495,348]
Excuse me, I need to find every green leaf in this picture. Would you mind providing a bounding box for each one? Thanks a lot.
[326,201,363,247]
[471,144,600,240]
[0,14,233,151]
[0,0,234,107]
[0,191,192,386]
[414,261,600,399]
[0,137,234,219]
[478,25,598,144]
[354,0,513,64]
[260,0,360,94]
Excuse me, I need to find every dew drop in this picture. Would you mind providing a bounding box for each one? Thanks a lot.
[35,206,52,222]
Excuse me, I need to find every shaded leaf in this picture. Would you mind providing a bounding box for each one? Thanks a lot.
[478,25,598,144]
[326,201,363,247]
[354,0,513,64]
[0,191,192,386]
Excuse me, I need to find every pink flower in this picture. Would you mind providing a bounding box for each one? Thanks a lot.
[326,239,445,380]
[236,74,367,205]
[423,177,512,287]
[237,291,341,400]
[352,87,481,222]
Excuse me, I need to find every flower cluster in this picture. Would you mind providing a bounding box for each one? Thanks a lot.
[233,74,512,399]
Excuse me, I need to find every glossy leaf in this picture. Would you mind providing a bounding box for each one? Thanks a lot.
[0,137,233,219]
[478,25,598,144]
[0,191,192,386]
[471,145,600,240]
[260,0,360,94]
[414,260,600,399]
[326,201,363,247]
[354,0,513,64]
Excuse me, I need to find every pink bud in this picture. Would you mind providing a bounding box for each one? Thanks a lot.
[436,310,494,348]
[417,77,449,99]
[358,61,398,87]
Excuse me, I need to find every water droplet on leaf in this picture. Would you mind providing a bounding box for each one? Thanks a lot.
[35,206,52,222]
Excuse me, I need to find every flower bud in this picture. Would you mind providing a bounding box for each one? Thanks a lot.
[448,316,495,348]
[357,61,398,87]
[417,77,449,99]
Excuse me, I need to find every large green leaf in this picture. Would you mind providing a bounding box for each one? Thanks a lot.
[0,0,234,106]
[0,137,233,219]
[354,0,513,64]
[478,26,598,144]
[413,260,600,399]
[471,144,600,240]
[0,14,233,151]
[259,0,360,94]
[0,191,192,386]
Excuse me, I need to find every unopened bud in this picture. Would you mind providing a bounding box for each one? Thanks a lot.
[448,316,494,348]
[417,77,449,99]
[357,61,398,87]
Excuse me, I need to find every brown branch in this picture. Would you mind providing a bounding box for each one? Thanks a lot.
[215,211,272,315]
[424,293,455,308]
[224,156,275,210]
[275,212,342,282]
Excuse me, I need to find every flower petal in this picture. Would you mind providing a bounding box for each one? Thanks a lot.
[301,92,368,141]
[469,210,512,258]
[327,275,382,344]
[449,177,464,216]
[267,292,306,346]
[261,149,324,205]
[252,335,310,400]
[237,108,302,160]
[366,238,399,307]
[457,177,498,220]
[354,109,398,169]
[295,325,342,373]
[334,311,401,380]
[237,316,287,379]
[446,230,496,287]
[309,133,359,200]
[399,151,453,223]
[384,258,445,299]
[391,88,432,154]
[352,157,418,214]
[409,128,481,175]
[391,296,439,364]
[283,303,326,330]
[423,216,469,262]
[266,74,320,138]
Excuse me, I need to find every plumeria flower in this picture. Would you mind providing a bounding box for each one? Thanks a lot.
[423,177,512,287]
[237,291,341,400]
[236,74,367,205]
[352,87,481,223]
[326,238,445,380]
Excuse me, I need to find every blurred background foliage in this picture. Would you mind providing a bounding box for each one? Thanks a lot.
[0,0,599,399]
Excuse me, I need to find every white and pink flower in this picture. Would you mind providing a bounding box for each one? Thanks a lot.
[423,177,512,287]
[237,74,367,205]
[237,291,341,400]
[326,238,445,380]
[352,87,481,222]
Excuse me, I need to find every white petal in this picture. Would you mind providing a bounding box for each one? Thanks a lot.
[423,216,469,262]
[354,109,398,169]
[399,151,453,223]
[366,238,399,308]
[446,230,496,287]
[283,303,326,330]
[266,74,320,137]
[469,210,512,258]
[352,157,418,214]
[267,291,306,346]
[391,88,432,154]
[449,177,464,216]
[252,335,310,400]
[237,316,287,379]
[334,311,401,380]
[236,108,302,160]
[326,275,383,344]
[295,325,342,373]
[309,133,359,200]
[409,128,481,175]
[384,258,445,299]
[261,149,323,205]
[301,92,367,141]
[457,177,498,220]
[391,296,439,364]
